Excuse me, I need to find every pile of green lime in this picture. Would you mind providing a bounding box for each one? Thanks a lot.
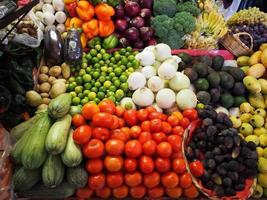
[66,45,140,105]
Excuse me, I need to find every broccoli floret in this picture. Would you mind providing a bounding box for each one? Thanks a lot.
[176,1,200,17]
[151,15,174,38]
[173,12,196,34]
[153,0,177,17]
[159,30,185,49]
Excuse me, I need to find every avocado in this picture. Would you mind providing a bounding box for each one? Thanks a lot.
[199,55,213,66]
[221,66,233,72]
[195,78,210,91]
[178,52,192,64]
[232,82,247,96]
[229,67,246,81]
[208,72,221,88]
[184,68,198,82]
[210,88,221,103]
[234,96,247,107]
[178,61,187,71]
[192,62,209,77]
[197,91,211,105]
[208,66,215,74]
[219,72,235,89]
[212,55,224,71]
[221,93,234,108]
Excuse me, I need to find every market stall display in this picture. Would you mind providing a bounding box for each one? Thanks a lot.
[1,0,267,199]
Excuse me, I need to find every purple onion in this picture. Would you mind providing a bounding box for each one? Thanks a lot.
[140,27,154,41]
[115,19,128,32]
[140,8,151,18]
[125,27,140,41]
[130,0,140,3]
[114,4,125,19]
[134,40,144,48]
[124,1,141,18]
[120,37,130,47]
[129,16,145,28]
[147,38,157,46]
[140,0,153,8]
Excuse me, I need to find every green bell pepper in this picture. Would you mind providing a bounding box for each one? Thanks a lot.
[88,37,102,49]
[102,34,119,50]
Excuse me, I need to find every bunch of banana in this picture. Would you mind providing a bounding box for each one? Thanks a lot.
[197,0,218,12]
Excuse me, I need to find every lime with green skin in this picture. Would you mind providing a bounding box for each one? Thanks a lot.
[88,92,97,100]
[69,77,75,83]
[78,93,84,99]
[90,49,97,56]
[76,76,83,85]
[70,91,77,98]
[86,67,92,73]
[83,90,90,96]
[113,79,121,88]
[83,74,92,83]
[84,83,92,90]
[75,86,83,94]
[104,81,112,89]
[79,69,86,76]
[91,87,98,93]
[72,97,81,105]
[115,89,125,101]
[81,97,89,105]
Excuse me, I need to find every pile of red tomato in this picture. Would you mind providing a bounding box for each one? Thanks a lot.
[71,99,203,199]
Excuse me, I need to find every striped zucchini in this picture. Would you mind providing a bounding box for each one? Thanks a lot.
[67,165,88,188]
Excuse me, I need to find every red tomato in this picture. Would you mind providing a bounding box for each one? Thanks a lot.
[129,185,146,199]
[161,113,168,121]
[104,156,123,172]
[147,186,164,198]
[110,115,119,130]
[172,126,185,136]
[149,112,162,120]
[166,186,183,198]
[172,111,184,121]
[183,108,198,121]
[125,172,143,187]
[141,121,151,132]
[139,155,154,174]
[92,127,110,142]
[155,157,171,173]
[92,112,114,128]
[143,171,160,189]
[112,185,128,199]
[99,99,116,114]
[124,110,138,126]
[83,139,104,159]
[189,160,204,177]
[180,117,190,129]
[183,184,199,198]
[130,125,142,138]
[88,173,105,190]
[72,114,86,127]
[157,142,173,158]
[82,102,100,120]
[124,158,138,172]
[145,106,157,113]
[111,128,130,143]
[150,119,162,132]
[125,140,142,158]
[171,151,183,159]
[106,172,124,188]
[73,125,91,144]
[86,158,103,174]
[167,115,180,127]
[161,172,179,189]
[139,131,152,144]
[137,109,148,122]
[105,139,125,156]
[172,158,186,174]
[167,135,182,152]
[161,122,172,134]
[152,132,167,144]
[76,188,93,199]
[115,106,125,117]
[118,118,125,128]
[95,186,111,198]
[180,172,192,189]
[142,140,157,156]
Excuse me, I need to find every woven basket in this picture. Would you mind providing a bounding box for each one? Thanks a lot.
[219,32,254,57]
[182,120,256,200]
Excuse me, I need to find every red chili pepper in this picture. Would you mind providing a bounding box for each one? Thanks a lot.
[65,1,78,17]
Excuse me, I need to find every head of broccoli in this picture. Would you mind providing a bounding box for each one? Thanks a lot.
[176,1,201,17]
[153,0,177,18]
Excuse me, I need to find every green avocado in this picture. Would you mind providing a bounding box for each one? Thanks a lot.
[219,71,235,89]
[212,55,224,71]
[221,93,234,108]
[192,62,209,77]
[197,91,211,105]
[178,52,192,64]
[229,67,246,81]
[234,96,247,107]
[207,72,221,88]
[195,78,210,91]
[199,55,213,66]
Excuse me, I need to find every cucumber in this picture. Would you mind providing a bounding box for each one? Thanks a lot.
[48,93,71,119]
[45,114,72,155]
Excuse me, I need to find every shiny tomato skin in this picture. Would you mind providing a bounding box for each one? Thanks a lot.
[86,158,103,174]
[83,139,104,159]
[115,106,125,117]
[137,109,148,122]
[129,184,146,199]
[161,122,172,134]
[167,115,180,127]
[189,160,204,177]
[139,155,154,174]
[157,142,173,158]
[73,125,92,144]
[167,135,182,152]
[161,113,168,121]
[143,171,160,189]
[172,158,186,174]
[112,185,128,199]
[124,158,138,172]
[183,184,199,198]
[92,112,114,128]
[104,156,123,172]
[125,140,142,158]
[155,157,171,173]
[72,114,86,127]
[88,173,105,190]
[145,106,157,113]
[76,188,93,199]
[105,139,125,156]
[141,121,151,132]
[142,140,157,156]
[118,118,125,128]
[166,187,183,198]
[148,112,162,120]
[106,172,124,188]
[183,108,198,121]
[125,172,143,187]
[139,131,152,144]
[92,127,110,142]
[152,132,167,144]
[180,117,190,129]
[82,102,100,120]
[111,128,130,143]
[110,115,119,130]
[172,126,185,136]
[130,125,142,139]
[147,186,164,198]
[95,186,111,198]
[124,110,138,126]
[150,119,162,132]
[180,172,193,189]
[99,99,116,114]
[161,172,179,189]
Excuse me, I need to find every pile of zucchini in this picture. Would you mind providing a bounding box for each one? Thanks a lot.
[10,93,88,199]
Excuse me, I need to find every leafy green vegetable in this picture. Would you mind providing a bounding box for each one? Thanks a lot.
[153,0,177,17]
[176,1,201,17]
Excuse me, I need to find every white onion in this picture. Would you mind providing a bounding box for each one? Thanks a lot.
[156,88,176,109]
[55,11,66,23]
[147,76,164,92]
[120,97,136,110]
[128,72,146,90]
[42,3,55,14]
[176,89,197,110]
[35,11,44,22]
[158,62,177,80]
[169,72,190,92]
[34,1,44,11]
[44,0,52,3]
[152,60,161,71]
[52,0,65,11]
[43,12,55,25]
[56,24,65,33]
[132,87,154,107]
[152,103,163,113]
[154,43,172,61]
[135,50,155,66]
[144,45,155,52]
[141,66,156,79]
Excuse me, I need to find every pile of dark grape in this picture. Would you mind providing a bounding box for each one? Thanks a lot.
[230,24,267,51]
[186,105,258,197]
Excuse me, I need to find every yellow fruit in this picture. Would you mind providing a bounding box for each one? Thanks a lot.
[240,123,254,136]
[247,63,266,78]
[245,135,260,145]
[259,79,267,95]
[240,66,250,74]
[237,56,250,67]
[249,93,265,109]
[258,173,267,187]
[252,184,264,199]
[261,48,267,67]
[240,102,254,113]
[263,148,267,158]
[260,43,267,51]
[259,134,267,147]
[254,127,267,137]
[249,51,262,66]
[240,113,252,123]
[258,157,267,173]
[243,76,262,94]
[257,147,264,157]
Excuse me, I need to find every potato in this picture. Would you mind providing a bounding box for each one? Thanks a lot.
[52,79,66,85]
[38,74,49,83]
[42,97,51,105]
[49,66,61,77]
[48,76,57,84]
[26,90,42,107]
[61,62,70,79]
[40,92,49,98]
[35,84,40,92]
[39,82,51,93]
[37,104,48,111]
[40,66,49,74]
[50,82,66,98]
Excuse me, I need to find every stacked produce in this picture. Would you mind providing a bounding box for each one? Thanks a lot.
[72,100,200,199]
[67,45,139,106]
[10,94,88,198]
[151,0,199,49]
[227,7,267,51]
[186,105,258,197]
[114,0,155,48]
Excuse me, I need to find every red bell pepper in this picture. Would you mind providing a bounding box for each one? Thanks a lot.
[65,1,78,17]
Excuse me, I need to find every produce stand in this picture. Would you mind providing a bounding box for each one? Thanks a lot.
[1,0,267,199]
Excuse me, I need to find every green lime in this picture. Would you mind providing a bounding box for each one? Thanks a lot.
[100,49,106,54]
[78,93,84,99]
[131,60,140,68]
[121,57,128,65]
[107,91,115,97]
[115,89,125,100]
[99,86,106,93]
[110,57,116,63]
[126,62,132,68]
[94,97,100,104]
[105,60,110,65]
[107,67,113,73]
[70,91,77,98]
[101,72,107,77]
[67,84,74,92]
[114,68,122,76]
[113,79,121,87]
[82,63,88,69]
[128,55,135,61]
[97,53,102,59]
[68,77,75,83]
[75,86,83,94]
[101,66,108,72]
[117,61,122,66]
[86,54,92,60]
[90,49,98,56]
[83,89,90,95]
[107,96,116,103]
[104,80,112,88]
[126,46,132,52]
[125,52,130,57]
[81,97,89,105]
[82,58,87,63]
[93,71,100,79]
[128,67,134,73]
[72,97,81,105]
[112,77,118,82]
[94,81,101,88]
[99,60,105,66]
[120,48,126,55]
[83,74,92,83]
[92,57,99,63]
[88,92,97,100]
[97,92,105,100]
[119,75,128,83]
[109,85,117,92]
[99,76,106,83]
[115,54,121,61]
[72,82,77,88]
[106,76,111,81]
[84,83,91,90]
[79,69,86,76]
[95,45,101,51]
[120,82,129,91]
[91,87,98,93]
[91,79,95,85]
[94,63,101,68]
[109,72,116,78]
[86,67,92,73]
[103,53,110,60]
[120,65,126,71]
